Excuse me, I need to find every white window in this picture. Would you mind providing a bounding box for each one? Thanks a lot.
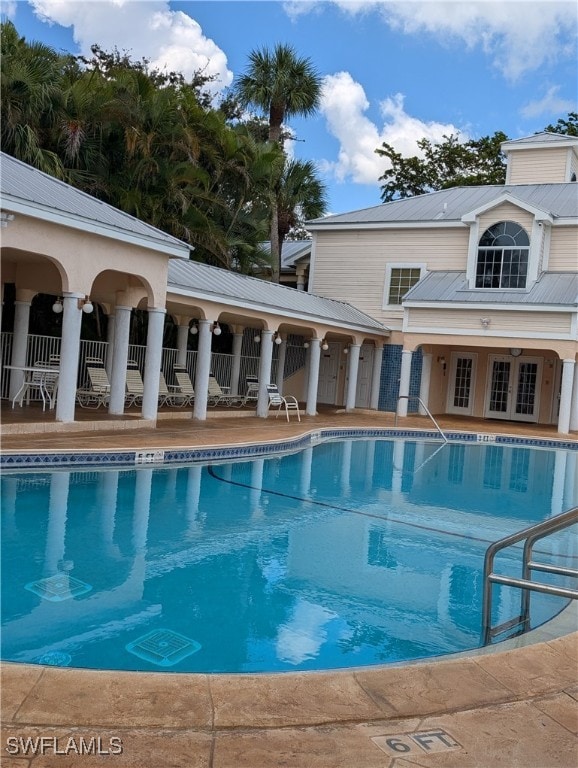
[475,221,529,289]
[383,263,426,308]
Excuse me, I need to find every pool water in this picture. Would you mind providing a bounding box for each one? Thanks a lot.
[1,439,577,673]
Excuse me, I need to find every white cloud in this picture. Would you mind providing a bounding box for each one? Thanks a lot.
[521,85,576,119]
[319,72,463,186]
[0,1,17,18]
[292,1,578,81]
[28,0,233,96]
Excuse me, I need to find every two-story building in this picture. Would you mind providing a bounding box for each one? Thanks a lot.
[307,132,578,434]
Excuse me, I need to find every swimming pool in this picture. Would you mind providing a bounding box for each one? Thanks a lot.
[1,437,577,673]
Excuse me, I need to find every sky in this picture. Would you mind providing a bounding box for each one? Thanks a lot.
[2,0,577,214]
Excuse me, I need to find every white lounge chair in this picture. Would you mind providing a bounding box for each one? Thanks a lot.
[125,362,144,407]
[172,364,195,406]
[76,359,110,408]
[266,384,300,422]
[207,375,242,407]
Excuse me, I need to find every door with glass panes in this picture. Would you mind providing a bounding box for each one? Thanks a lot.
[484,355,542,422]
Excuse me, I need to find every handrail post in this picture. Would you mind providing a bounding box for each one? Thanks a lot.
[395,395,448,442]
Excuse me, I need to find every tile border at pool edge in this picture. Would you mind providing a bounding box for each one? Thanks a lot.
[1,427,577,469]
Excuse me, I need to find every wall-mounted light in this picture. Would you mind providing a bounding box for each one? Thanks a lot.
[274,332,283,345]
[78,296,94,314]
[52,297,64,314]
[303,341,310,349]
[480,317,491,329]
[437,355,447,375]
[254,334,261,344]
[189,321,198,335]
[509,347,522,357]
[212,322,222,336]
[321,339,329,351]
[343,345,349,355]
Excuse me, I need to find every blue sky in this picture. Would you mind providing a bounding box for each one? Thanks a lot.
[2,1,577,214]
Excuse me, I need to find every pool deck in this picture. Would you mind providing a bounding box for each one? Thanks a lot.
[1,407,577,767]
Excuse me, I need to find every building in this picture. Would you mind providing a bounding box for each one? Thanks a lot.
[306,132,578,434]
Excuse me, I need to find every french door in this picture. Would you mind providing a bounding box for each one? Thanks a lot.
[447,353,477,415]
[484,355,542,422]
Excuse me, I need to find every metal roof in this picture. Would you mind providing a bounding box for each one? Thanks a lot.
[0,152,190,255]
[307,184,578,228]
[168,259,387,332]
[403,271,578,307]
[502,132,578,148]
[258,241,312,271]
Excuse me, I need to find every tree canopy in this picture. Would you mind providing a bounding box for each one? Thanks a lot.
[376,114,578,202]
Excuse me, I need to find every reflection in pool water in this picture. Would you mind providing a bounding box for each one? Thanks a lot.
[1,439,577,672]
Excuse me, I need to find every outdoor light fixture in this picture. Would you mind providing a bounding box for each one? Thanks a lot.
[52,297,63,314]
[212,322,222,336]
[303,341,310,349]
[343,345,349,355]
[480,317,491,328]
[189,322,198,335]
[510,348,522,357]
[321,340,329,351]
[254,334,261,344]
[79,296,94,314]
[274,333,283,345]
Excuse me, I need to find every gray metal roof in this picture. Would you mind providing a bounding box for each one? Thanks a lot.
[403,271,578,307]
[168,259,387,332]
[0,152,190,255]
[259,241,312,271]
[307,184,578,227]
[502,132,578,148]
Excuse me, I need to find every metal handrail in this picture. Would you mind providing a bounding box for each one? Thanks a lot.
[395,395,448,442]
[482,506,578,645]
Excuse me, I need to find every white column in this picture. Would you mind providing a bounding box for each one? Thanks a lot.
[557,359,575,434]
[56,293,83,423]
[141,307,166,421]
[306,338,321,416]
[108,305,132,415]
[369,345,384,410]
[193,319,211,420]
[276,338,287,394]
[105,313,115,379]
[296,267,306,291]
[419,352,433,415]
[9,299,32,399]
[257,329,274,417]
[302,344,312,402]
[569,358,578,432]
[230,331,244,396]
[345,344,361,411]
[176,323,190,367]
[397,350,413,418]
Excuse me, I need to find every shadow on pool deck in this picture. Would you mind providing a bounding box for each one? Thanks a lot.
[1,410,577,767]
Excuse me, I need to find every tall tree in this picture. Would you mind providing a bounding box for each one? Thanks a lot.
[543,112,578,136]
[277,159,327,246]
[235,44,322,281]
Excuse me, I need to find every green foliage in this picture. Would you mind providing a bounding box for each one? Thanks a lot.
[376,132,508,202]
[542,112,578,136]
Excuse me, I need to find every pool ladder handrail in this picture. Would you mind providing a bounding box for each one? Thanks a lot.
[482,505,578,646]
[395,395,449,443]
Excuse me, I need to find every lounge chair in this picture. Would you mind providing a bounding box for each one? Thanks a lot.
[172,364,195,407]
[207,375,242,407]
[241,375,260,406]
[125,362,144,407]
[266,384,300,422]
[76,359,110,408]
[158,371,173,407]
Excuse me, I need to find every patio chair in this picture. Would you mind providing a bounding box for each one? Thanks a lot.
[76,359,110,409]
[172,364,195,407]
[12,360,59,411]
[207,375,242,407]
[241,375,260,406]
[158,371,174,407]
[125,362,144,407]
[266,384,300,422]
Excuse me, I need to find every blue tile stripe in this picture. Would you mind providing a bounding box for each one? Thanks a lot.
[1,428,576,470]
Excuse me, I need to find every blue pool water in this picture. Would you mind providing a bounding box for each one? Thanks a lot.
[1,438,577,673]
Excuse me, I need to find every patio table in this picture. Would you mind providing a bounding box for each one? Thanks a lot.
[5,364,60,411]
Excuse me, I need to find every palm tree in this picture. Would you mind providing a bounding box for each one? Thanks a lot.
[235,44,322,281]
[277,158,327,249]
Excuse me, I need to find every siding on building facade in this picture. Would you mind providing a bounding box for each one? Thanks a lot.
[548,226,578,270]
[507,148,570,185]
[405,308,574,336]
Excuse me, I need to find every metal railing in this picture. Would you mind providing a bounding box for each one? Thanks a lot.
[395,395,448,442]
[482,506,578,645]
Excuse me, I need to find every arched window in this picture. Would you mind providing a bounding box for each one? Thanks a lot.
[475,221,529,289]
